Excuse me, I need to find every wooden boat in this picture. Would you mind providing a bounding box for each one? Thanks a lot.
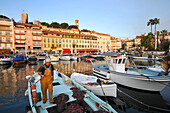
[71,72,117,97]
[26,70,117,113]
[0,54,11,65]
[13,56,27,64]
[27,54,37,64]
[92,54,170,92]
[37,54,46,61]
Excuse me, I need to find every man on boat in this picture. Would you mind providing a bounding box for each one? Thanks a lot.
[37,58,54,104]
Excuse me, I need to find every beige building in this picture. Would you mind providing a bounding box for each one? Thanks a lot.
[0,16,14,53]
[126,39,134,50]
[111,37,122,51]
[134,36,141,47]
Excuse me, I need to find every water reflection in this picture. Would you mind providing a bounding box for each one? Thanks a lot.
[109,85,170,113]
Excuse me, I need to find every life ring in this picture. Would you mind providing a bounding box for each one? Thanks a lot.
[32,84,37,104]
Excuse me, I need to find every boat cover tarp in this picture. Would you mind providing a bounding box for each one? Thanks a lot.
[13,56,26,61]
[71,73,97,84]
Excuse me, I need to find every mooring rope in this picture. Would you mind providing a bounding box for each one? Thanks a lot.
[117,88,170,112]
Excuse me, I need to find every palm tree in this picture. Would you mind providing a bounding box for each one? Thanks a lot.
[147,19,154,33]
[156,31,160,48]
[160,29,167,50]
[153,18,160,49]
[154,18,160,35]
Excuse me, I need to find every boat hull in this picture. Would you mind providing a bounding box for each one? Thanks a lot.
[84,84,117,97]
[0,59,11,64]
[93,66,170,92]
[13,59,26,64]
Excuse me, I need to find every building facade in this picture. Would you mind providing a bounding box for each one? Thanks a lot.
[14,23,42,53]
[0,17,14,53]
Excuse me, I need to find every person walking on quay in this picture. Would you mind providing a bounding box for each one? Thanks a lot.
[37,58,54,104]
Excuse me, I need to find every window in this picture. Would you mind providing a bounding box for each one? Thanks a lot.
[70,45,71,48]
[66,44,68,48]
[80,40,81,43]
[63,44,65,48]
[56,39,58,43]
[44,39,46,42]
[28,41,30,43]
[38,37,41,40]
[69,40,71,43]
[76,40,78,43]
[82,41,84,43]
[33,41,36,44]
[21,31,25,34]
[21,36,25,39]
[44,44,46,47]
[79,45,81,48]
[66,40,68,43]
[15,35,19,39]
[48,44,50,47]
[52,39,54,43]
[59,39,61,43]
[63,39,65,42]
[38,41,41,44]
[15,30,19,33]
[73,40,75,43]
[6,37,10,42]
[48,38,50,43]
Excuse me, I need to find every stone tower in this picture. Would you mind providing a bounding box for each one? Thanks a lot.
[75,20,79,29]
[21,12,28,23]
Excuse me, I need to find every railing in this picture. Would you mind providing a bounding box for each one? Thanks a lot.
[33,43,42,46]
[15,42,25,44]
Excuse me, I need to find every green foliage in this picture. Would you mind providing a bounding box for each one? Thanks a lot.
[68,25,78,29]
[28,22,33,24]
[50,22,61,28]
[61,23,69,29]
[141,33,155,51]
[162,39,170,51]
[41,22,50,27]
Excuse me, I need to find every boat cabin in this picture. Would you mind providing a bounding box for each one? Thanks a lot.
[108,55,127,73]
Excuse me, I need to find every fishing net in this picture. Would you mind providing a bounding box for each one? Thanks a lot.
[71,87,86,103]
[53,93,69,112]
[63,104,84,113]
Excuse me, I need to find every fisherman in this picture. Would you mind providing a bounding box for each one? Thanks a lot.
[37,58,54,104]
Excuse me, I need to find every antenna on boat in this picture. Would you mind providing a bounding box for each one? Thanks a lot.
[97,79,108,105]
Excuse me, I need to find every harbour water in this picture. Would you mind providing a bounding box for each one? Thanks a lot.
[0,60,170,113]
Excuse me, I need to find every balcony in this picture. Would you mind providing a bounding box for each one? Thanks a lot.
[15,42,25,45]
[32,33,42,36]
[33,43,42,47]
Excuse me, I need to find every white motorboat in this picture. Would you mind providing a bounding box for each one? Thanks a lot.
[49,55,59,62]
[37,54,46,61]
[71,72,117,97]
[92,55,170,92]
[25,70,117,113]
[60,54,71,61]
[0,55,11,65]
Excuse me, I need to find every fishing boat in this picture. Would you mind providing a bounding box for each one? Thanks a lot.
[60,54,71,61]
[0,54,11,65]
[13,55,27,64]
[92,54,170,92]
[49,55,59,62]
[71,72,117,97]
[37,54,46,61]
[70,54,77,61]
[27,54,37,64]
[25,70,117,113]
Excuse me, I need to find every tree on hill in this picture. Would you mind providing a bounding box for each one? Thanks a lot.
[28,22,33,24]
[50,22,61,28]
[141,32,154,50]
[41,22,50,27]
[81,29,91,32]
[160,29,168,50]
[0,15,10,19]
[61,23,69,29]
[68,25,78,29]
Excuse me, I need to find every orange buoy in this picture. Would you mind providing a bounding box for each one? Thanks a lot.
[32,84,37,104]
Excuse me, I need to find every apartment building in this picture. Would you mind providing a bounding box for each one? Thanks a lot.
[134,36,141,47]
[0,16,14,53]
[14,23,42,53]
[110,37,122,51]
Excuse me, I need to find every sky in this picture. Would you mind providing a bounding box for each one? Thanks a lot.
[0,0,170,39]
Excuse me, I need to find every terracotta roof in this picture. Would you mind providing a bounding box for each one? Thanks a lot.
[43,30,97,38]
[15,23,41,27]
[135,36,141,39]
